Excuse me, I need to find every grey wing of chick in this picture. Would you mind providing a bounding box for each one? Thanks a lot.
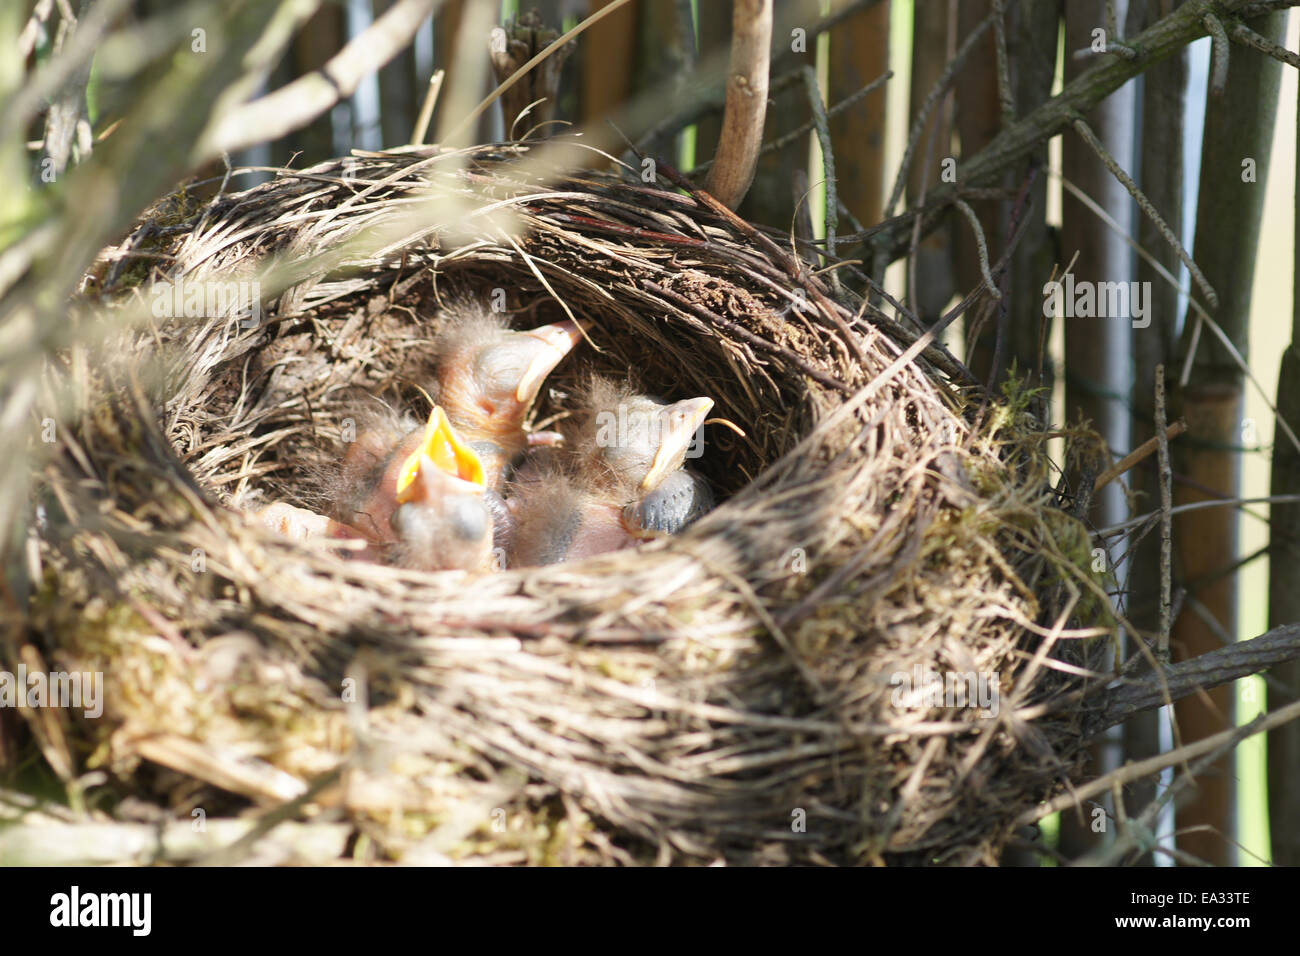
[624,468,714,535]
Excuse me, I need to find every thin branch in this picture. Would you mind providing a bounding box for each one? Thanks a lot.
[1093,624,1300,731]
[1097,493,1300,536]
[1204,12,1231,93]
[1229,20,1300,68]
[1093,419,1186,491]
[800,66,838,262]
[410,69,445,146]
[1155,365,1173,664]
[884,11,996,218]
[992,0,1016,123]
[202,0,439,156]
[1071,116,1219,309]
[862,0,1293,265]
[1025,695,1300,826]
[953,199,999,299]
[705,0,773,210]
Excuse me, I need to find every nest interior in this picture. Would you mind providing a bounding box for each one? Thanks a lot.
[17,143,1112,866]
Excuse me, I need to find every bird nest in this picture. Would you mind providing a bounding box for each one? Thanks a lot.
[20,142,1113,865]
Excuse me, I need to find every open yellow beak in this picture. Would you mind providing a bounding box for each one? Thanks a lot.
[395,406,487,503]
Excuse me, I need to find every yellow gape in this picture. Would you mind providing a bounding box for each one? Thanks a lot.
[395,406,487,503]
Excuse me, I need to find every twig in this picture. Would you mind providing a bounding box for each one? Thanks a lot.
[1091,624,1300,732]
[1204,12,1231,93]
[1097,493,1300,536]
[705,0,773,210]
[1071,116,1219,309]
[953,199,1000,300]
[410,69,445,145]
[800,66,838,264]
[884,10,996,219]
[1229,20,1300,68]
[18,0,56,59]
[203,0,438,156]
[1026,696,1300,826]
[992,0,1016,123]
[861,0,1288,266]
[1092,419,1187,491]
[1155,366,1174,664]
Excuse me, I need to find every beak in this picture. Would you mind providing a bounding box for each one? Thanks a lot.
[641,396,714,491]
[513,319,586,406]
[396,406,487,502]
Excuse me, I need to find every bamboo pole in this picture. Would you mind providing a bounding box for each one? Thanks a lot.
[1267,42,1300,868]
[1174,8,1287,867]
[830,0,889,234]
[1057,0,1137,862]
[905,0,956,323]
[1124,0,1189,867]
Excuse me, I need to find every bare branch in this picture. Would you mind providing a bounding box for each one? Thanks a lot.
[862,0,1295,264]
[704,0,773,210]
[953,199,999,299]
[201,0,438,156]
[884,11,995,219]
[1155,365,1173,664]
[1204,12,1231,93]
[1071,116,1219,308]
[1092,624,1300,732]
[1230,20,1300,68]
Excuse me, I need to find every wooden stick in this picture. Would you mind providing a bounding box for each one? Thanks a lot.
[1155,365,1174,663]
[704,0,772,210]
[1092,418,1187,492]
[410,69,445,145]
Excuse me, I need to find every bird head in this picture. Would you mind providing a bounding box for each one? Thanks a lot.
[436,313,585,445]
[585,386,714,493]
[389,406,493,570]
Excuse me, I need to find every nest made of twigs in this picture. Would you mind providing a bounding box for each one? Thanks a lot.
[19,142,1113,866]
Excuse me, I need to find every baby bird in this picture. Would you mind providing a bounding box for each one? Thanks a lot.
[331,405,494,571]
[427,302,584,491]
[506,378,715,567]
[386,406,494,572]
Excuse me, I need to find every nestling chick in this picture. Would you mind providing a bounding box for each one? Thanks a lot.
[566,376,715,534]
[385,407,494,572]
[426,301,584,490]
[328,404,495,571]
[506,377,715,567]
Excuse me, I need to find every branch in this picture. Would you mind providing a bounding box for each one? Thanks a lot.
[1230,19,1300,68]
[1024,695,1300,827]
[1091,418,1186,492]
[1090,622,1300,732]
[1071,115,1219,308]
[704,0,772,210]
[858,0,1299,262]
[201,0,438,156]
